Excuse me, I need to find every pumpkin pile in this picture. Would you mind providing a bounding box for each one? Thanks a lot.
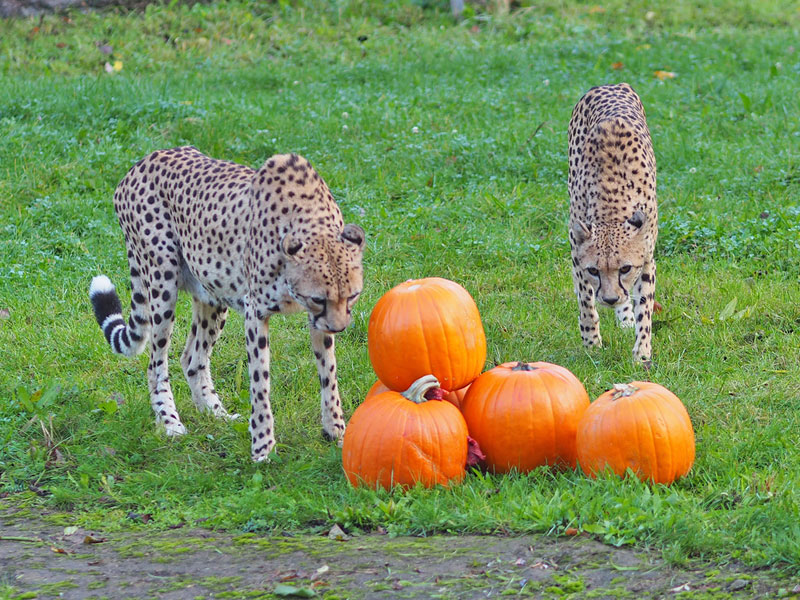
[343,277,486,489]
[343,276,695,489]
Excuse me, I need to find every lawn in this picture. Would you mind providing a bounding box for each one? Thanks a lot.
[1,0,799,575]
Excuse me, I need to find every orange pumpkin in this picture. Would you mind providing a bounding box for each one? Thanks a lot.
[460,362,590,473]
[576,382,695,485]
[366,380,471,410]
[367,277,486,393]
[343,375,469,489]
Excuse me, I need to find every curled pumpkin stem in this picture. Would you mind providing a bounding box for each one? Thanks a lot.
[512,362,535,372]
[402,375,442,404]
[611,383,640,399]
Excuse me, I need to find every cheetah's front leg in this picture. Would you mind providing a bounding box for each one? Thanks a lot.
[632,259,656,368]
[245,307,276,462]
[572,265,602,348]
[310,327,346,445]
[615,300,635,328]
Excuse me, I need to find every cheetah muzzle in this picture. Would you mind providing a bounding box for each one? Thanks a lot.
[567,83,658,367]
[89,147,366,461]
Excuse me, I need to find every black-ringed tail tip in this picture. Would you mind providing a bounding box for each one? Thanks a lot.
[89,275,127,355]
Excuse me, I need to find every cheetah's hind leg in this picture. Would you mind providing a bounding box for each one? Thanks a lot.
[615,300,635,329]
[181,298,241,421]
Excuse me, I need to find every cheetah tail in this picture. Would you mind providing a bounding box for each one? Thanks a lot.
[89,275,148,357]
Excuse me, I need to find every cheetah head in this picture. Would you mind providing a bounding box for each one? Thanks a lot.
[571,210,648,307]
[281,224,366,334]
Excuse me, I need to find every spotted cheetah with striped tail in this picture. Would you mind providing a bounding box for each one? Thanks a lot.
[567,83,658,367]
[90,147,366,461]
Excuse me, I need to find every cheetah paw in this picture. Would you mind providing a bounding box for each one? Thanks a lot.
[162,421,188,437]
[251,442,276,463]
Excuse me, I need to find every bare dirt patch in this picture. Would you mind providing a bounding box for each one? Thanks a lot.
[1,506,797,599]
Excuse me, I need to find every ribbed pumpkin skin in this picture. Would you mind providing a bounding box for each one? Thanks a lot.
[460,362,590,473]
[366,380,471,410]
[367,278,486,393]
[342,390,469,489]
[576,382,695,485]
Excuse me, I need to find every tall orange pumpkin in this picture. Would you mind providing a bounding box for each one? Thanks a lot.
[367,277,486,393]
[460,362,590,473]
[576,382,695,485]
[366,380,471,410]
[343,375,469,489]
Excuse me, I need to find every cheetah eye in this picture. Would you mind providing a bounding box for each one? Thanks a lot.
[310,296,326,305]
[587,267,600,277]
[347,292,361,303]
[619,265,632,274]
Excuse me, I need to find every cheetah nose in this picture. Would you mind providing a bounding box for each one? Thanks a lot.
[602,295,620,305]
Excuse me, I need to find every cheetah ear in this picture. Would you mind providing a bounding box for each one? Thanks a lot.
[280,232,304,259]
[340,224,366,251]
[627,210,647,230]
[571,220,592,246]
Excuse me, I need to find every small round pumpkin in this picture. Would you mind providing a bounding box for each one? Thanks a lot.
[343,375,469,489]
[576,382,695,485]
[366,380,471,410]
[367,277,486,393]
[460,362,590,473]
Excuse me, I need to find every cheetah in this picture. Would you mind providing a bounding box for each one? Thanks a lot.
[89,147,366,462]
[567,83,658,367]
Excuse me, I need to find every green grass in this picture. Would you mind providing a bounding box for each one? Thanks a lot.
[1,0,799,572]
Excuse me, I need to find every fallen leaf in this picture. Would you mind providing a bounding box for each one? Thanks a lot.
[56,42,67,48]
[50,546,69,554]
[97,43,113,55]
[654,70,676,80]
[653,300,664,313]
[127,512,153,524]
[29,483,49,497]
[327,524,350,541]
[64,526,79,535]
[310,565,329,581]
[113,61,123,72]
[564,527,579,536]
[670,583,691,593]
[83,535,106,544]
[104,62,114,74]
[273,583,316,598]
[611,61,624,70]
[515,558,526,566]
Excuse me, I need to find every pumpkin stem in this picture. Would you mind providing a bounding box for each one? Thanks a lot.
[402,375,442,404]
[611,383,640,400]
[511,362,535,372]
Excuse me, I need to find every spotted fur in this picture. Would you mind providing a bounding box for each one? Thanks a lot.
[567,83,658,367]
[90,147,366,461]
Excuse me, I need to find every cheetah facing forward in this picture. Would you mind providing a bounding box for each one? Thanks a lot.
[89,147,366,461]
[568,83,657,366]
